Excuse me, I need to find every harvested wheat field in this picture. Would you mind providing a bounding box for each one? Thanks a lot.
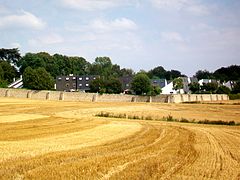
[0,97,240,179]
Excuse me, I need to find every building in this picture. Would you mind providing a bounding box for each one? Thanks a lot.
[77,75,99,92]
[223,81,234,90]
[151,79,167,88]
[56,75,99,92]
[161,81,178,94]
[119,76,133,93]
[161,77,199,94]
[56,75,77,92]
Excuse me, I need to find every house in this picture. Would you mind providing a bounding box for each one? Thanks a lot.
[161,81,179,94]
[119,76,133,93]
[56,75,99,92]
[180,77,198,94]
[161,77,199,94]
[77,75,99,92]
[151,79,167,88]
[223,81,234,90]
[56,75,77,92]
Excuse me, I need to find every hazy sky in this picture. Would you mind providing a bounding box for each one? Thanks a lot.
[1,0,240,76]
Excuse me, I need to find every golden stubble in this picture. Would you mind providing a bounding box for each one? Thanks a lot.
[0,97,240,179]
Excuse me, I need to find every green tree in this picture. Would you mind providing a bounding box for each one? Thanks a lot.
[0,60,18,83]
[148,66,166,79]
[120,68,134,77]
[189,82,200,93]
[89,77,105,93]
[90,57,113,77]
[195,70,213,80]
[201,82,218,93]
[216,86,231,94]
[0,66,7,88]
[166,70,182,80]
[213,65,240,82]
[18,53,46,74]
[0,65,4,80]
[0,48,21,65]
[23,67,54,90]
[106,78,122,94]
[150,85,162,96]
[173,78,183,93]
[232,82,240,94]
[131,73,151,95]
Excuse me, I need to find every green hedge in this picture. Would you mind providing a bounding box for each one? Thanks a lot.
[229,94,240,100]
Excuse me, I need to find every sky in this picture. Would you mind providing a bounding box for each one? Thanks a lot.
[0,0,240,76]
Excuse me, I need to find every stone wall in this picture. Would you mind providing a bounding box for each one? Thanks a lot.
[0,88,229,103]
[171,94,229,103]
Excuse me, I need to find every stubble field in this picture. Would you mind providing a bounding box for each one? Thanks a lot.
[0,97,240,179]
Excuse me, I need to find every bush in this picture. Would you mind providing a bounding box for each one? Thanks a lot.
[198,120,236,126]
[229,94,240,100]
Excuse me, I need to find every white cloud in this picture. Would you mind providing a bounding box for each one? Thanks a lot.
[151,0,210,15]
[90,18,138,32]
[63,17,142,55]
[66,17,138,33]
[0,10,45,30]
[61,0,139,11]
[161,32,184,43]
[29,33,64,46]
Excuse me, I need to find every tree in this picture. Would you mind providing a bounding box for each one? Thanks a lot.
[120,68,134,77]
[18,53,46,74]
[89,78,105,93]
[90,57,113,78]
[148,66,166,79]
[173,78,183,93]
[195,70,213,80]
[0,66,7,88]
[150,85,162,96]
[0,60,18,83]
[23,67,54,90]
[0,48,21,65]
[131,73,151,95]
[201,82,218,93]
[213,65,240,82]
[232,81,240,94]
[0,65,3,80]
[189,82,200,93]
[89,77,122,94]
[106,78,122,94]
[216,86,231,94]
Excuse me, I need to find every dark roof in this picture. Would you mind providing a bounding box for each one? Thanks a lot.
[151,79,167,88]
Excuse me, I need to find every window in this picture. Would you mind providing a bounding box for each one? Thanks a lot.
[73,77,76,80]
[79,77,82,81]
[93,77,96,80]
[66,77,69,81]
[79,84,82,87]
[86,84,89,87]
[58,77,62,80]
[86,77,89,81]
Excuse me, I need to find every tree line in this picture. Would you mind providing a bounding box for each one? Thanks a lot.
[0,48,239,95]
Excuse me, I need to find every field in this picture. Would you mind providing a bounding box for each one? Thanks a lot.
[0,97,240,179]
